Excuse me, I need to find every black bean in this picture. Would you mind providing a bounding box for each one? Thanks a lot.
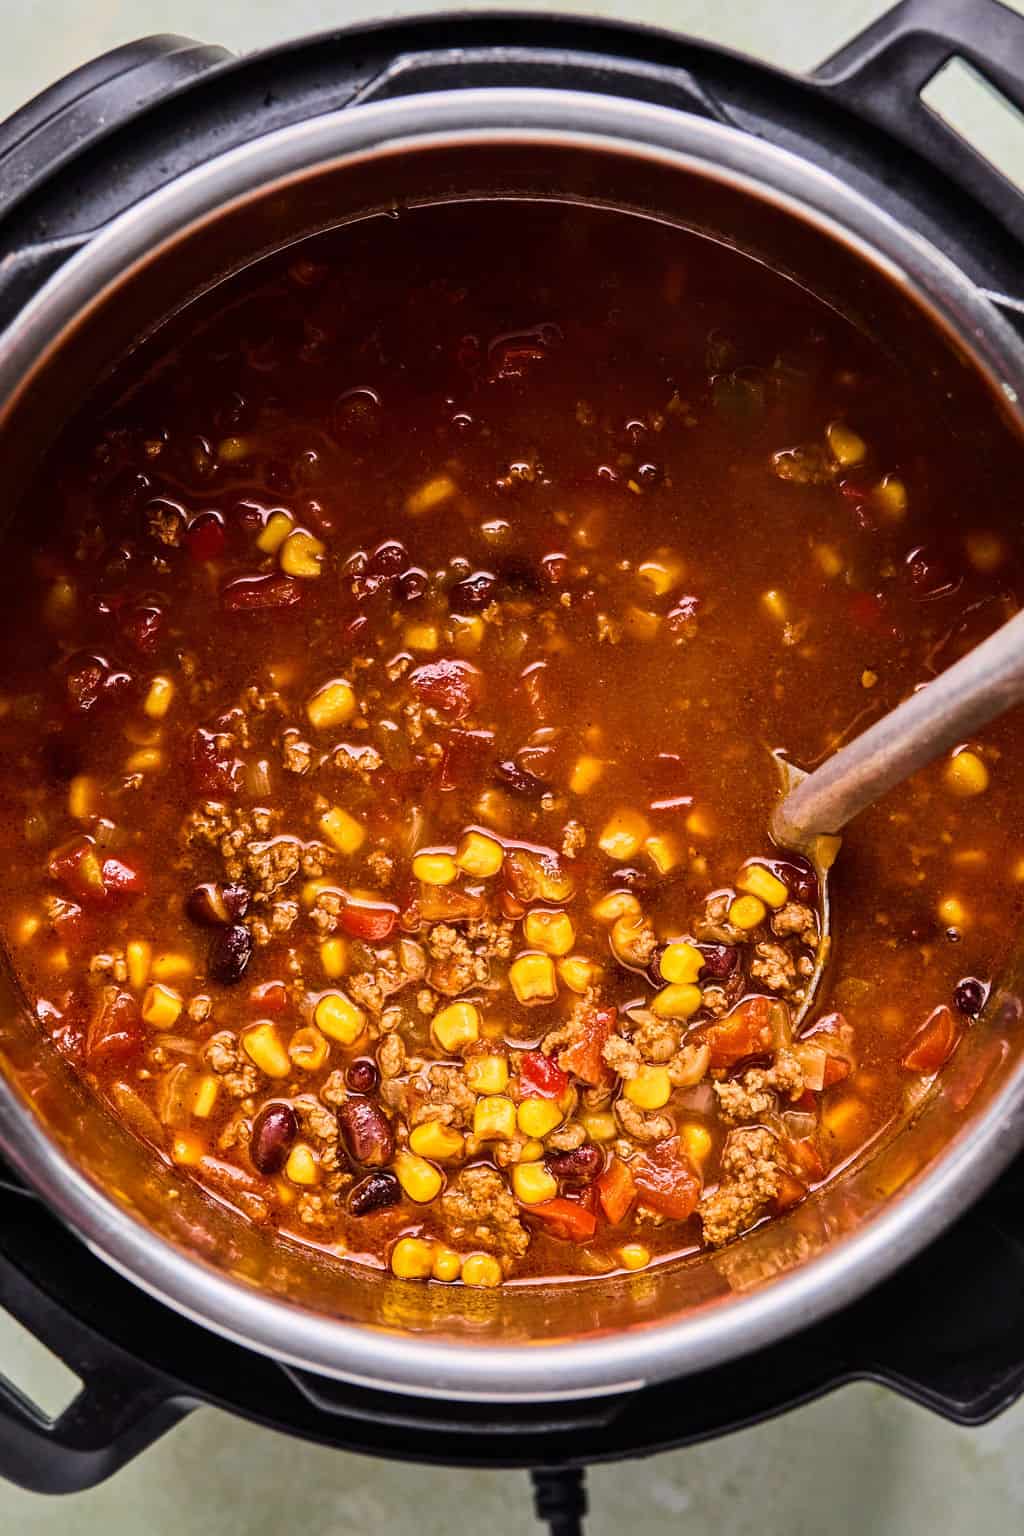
[187,883,229,926]
[250,1103,297,1175]
[496,759,548,797]
[346,1059,380,1094]
[547,1145,602,1183]
[208,923,253,985]
[636,461,663,486]
[954,976,988,1017]
[349,1171,402,1216]
[766,854,819,907]
[338,1099,394,1167]
[223,883,251,920]
[697,943,739,980]
[367,540,408,577]
[398,567,428,603]
[448,571,497,614]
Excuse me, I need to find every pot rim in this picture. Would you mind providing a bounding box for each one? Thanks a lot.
[2,85,1024,1402]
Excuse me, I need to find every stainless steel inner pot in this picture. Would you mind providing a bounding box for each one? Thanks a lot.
[2,87,1024,1404]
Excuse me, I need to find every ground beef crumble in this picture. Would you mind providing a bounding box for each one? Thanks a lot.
[440,1166,529,1258]
[714,1049,805,1123]
[698,1126,783,1245]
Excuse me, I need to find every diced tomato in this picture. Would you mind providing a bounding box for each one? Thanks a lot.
[823,1055,851,1088]
[86,988,143,1067]
[773,1170,809,1213]
[643,752,694,813]
[439,728,495,791]
[220,573,303,611]
[703,995,773,1069]
[793,1088,818,1112]
[249,980,288,1014]
[186,727,243,797]
[518,1050,569,1099]
[558,1006,616,1087]
[848,591,885,631]
[48,837,143,906]
[339,901,398,942]
[783,1135,826,1182]
[186,511,226,562]
[529,1197,597,1243]
[902,1004,959,1075]
[632,1139,702,1220]
[47,897,88,945]
[596,1156,637,1225]
[409,658,482,720]
[100,857,146,901]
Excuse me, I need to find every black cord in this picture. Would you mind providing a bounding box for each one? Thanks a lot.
[530,1466,588,1536]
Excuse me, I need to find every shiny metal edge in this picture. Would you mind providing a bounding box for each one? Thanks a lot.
[1,86,1024,1401]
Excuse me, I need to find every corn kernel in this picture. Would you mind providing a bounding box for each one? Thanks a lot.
[407,474,457,517]
[622,606,660,642]
[729,894,767,930]
[519,1139,545,1161]
[945,749,988,797]
[394,1150,445,1204]
[873,474,907,521]
[289,1025,330,1073]
[938,895,967,929]
[319,937,347,979]
[171,1132,205,1167]
[404,623,439,652]
[191,1075,219,1119]
[432,1001,481,1053]
[455,830,504,879]
[813,543,844,578]
[966,531,1005,573]
[591,891,641,924]
[685,808,713,839]
[474,1095,517,1141]
[14,914,40,945]
[257,509,295,553]
[624,1065,672,1109]
[828,420,867,466]
[141,983,182,1029]
[391,1237,436,1279]
[637,557,682,597]
[512,1163,558,1204]
[737,863,789,909]
[581,1111,618,1142]
[125,940,151,990]
[125,747,164,773]
[241,1021,291,1078]
[644,834,679,875]
[570,755,605,795]
[69,775,97,820]
[284,1143,318,1186]
[474,787,515,832]
[279,528,325,578]
[306,679,356,731]
[451,615,485,655]
[619,1243,650,1271]
[432,1246,462,1282]
[461,1252,503,1288]
[657,942,701,985]
[862,669,878,689]
[412,851,458,886]
[509,952,558,1005]
[466,1055,509,1095]
[517,1097,564,1138]
[558,955,601,994]
[301,876,339,908]
[319,806,365,855]
[651,983,702,1020]
[760,589,788,623]
[409,1122,465,1161]
[681,1123,713,1162]
[598,808,650,861]
[315,991,366,1046]
[523,909,575,957]
[150,951,193,982]
[143,675,175,719]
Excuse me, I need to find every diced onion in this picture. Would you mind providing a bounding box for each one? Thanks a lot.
[793,1042,827,1092]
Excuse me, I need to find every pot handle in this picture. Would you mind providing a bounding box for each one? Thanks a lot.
[814,0,1024,249]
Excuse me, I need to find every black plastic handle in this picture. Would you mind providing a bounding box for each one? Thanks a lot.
[815,0,1024,250]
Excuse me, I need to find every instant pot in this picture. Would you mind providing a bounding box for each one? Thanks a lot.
[3,2,1024,1526]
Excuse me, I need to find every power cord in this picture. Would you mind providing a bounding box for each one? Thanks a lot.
[530,1466,588,1536]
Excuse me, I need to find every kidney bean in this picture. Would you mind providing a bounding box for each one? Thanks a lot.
[220,573,302,611]
[338,1099,394,1166]
[349,1170,402,1216]
[185,511,226,562]
[187,882,251,926]
[496,759,548,797]
[697,943,739,980]
[448,571,497,613]
[65,652,132,714]
[547,1145,603,1184]
[409,658,482,720]
[954,976,988,1017]
[208,923,253,985]
[764,854,819,907]
[250,1103,297,1175]
[118,603,164,655]
[346,1059,380,1094]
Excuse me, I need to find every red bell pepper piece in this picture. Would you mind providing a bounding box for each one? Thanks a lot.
[773,1170,809,1213]
[338,901,398,942]
[703,995,773,1069]
[249,980,289,1014]
[186,511,226,562]
[48,837,145,906]
[632,1139,702,1220]
[409,658,483,721]
[438,729,494,791]
[529,1198,597,1243]
[783,1135,826,1183]
[220,573,302,611]
[518,1050,569,1099]
[822,1054,851,1088]
[558,1006,616,1087]
[596,1156,637,1225]
[902,1004,958,1075]
[86,988,143,1067]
